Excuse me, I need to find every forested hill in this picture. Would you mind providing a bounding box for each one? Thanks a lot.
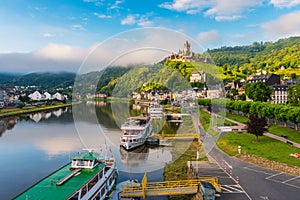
[208,36,300,75]
[0,72,76,90]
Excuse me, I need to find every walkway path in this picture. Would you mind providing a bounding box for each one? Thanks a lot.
[213,112,300,149]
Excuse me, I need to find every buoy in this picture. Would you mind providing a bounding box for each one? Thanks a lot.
[224,165,226,172]
[230,170,232,177]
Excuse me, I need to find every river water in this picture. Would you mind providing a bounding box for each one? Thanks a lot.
[0,102,194,199]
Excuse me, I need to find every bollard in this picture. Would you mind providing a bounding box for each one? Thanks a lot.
[230,170,232,177]
[224,165,226,172]
[236,176,239,184]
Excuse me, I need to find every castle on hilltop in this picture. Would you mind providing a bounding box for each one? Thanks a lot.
[167,41,210,63]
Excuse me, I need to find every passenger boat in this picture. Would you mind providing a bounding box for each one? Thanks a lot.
[120,116,152,150]
[149,102,164,118]
[15,149,118,200]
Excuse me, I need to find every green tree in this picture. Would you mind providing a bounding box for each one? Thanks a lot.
[287,83,300,105]
[245,82,272,102]
[286,108,300,130]
[247,115,268,142]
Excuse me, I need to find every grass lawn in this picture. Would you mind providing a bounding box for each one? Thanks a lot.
[226,112,249,124]
[268,124,300,144]
[217,132,300,167]
[199,109,235,136]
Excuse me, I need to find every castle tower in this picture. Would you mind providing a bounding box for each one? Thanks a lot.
[183,41,191,56]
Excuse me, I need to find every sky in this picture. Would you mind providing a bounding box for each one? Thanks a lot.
[1,0,300,73]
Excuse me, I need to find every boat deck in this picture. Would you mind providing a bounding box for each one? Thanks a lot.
[15,162,105,200]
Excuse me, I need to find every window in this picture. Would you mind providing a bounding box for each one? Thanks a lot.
[81,185,87,198]
[69,192,79,200]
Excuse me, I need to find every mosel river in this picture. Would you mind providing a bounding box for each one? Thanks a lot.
[0,102,193,199]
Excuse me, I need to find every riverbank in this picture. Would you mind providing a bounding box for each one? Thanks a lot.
[163,141,206,200]
[0,103,76,119]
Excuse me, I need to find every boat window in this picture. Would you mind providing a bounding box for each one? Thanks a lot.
[69,192,79,200]
[80,185,87,198]
[122,139,125,142]
[129,139,132,142]
[99,170,103,179]
[88,175,98,190]
[133,139,136,142]
[100,186,106,197]
[78,160,84,166]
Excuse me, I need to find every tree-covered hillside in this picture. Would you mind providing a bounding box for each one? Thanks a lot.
[0,72,75,91]
[208,36,300,77]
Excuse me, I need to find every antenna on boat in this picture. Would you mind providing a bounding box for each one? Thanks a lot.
[82,148,96,153]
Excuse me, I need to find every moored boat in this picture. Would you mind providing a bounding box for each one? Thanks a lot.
[120,116,152,150]
[14,149,118,200]
[149,102,164,118]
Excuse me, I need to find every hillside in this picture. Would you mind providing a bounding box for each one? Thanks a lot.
[0,72,75,91]
[208,36,300,80]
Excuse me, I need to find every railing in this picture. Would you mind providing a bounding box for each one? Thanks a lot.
[119,174,221,199]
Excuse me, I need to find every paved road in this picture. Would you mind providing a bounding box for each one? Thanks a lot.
[190,112,300,200]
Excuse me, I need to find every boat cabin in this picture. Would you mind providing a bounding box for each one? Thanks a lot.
[71,152,102,169]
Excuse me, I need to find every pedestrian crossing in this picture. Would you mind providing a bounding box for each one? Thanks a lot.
[221,184,244,193]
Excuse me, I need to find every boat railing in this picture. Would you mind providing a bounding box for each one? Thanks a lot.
[56,168,81,186]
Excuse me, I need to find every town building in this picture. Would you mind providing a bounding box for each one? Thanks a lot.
[190,71,206,83]
[248,74,280,86]
[28,91,43,101]
[271,84,288,104]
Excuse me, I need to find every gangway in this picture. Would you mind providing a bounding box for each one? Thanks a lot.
[119,173,221,199]
[151,133,199,140]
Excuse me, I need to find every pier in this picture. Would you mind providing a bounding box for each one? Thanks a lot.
[119,173,221,199]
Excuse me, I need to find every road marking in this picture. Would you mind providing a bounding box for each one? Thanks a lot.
[282,176,299,183]
[223,160,232,169]
[265,172,283,180]
[283,182,300,189]
[243,166,273,175]
[221,185,244,193]
[259,196,269,200]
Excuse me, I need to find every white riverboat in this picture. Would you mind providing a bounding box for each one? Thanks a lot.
[15,149,118,200]
[149,102,164,118]
[120,116,152,150]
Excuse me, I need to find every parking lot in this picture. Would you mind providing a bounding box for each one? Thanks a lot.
[189,161,251,200]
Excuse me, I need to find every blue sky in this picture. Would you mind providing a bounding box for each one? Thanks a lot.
[1,0,300,73]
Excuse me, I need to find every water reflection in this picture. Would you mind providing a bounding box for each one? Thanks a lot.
[0,102,191,199]
[119,145,149,167]
[0,108,70,136]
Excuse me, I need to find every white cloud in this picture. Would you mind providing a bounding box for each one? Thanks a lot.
[42,33,56,38]
[121,14,154,27]
[70,24,85,31]
[159,0,262,21]
[93,12,112,19]
[121,14,137,25]
[197,30,222,48]
[269,0,300,8]
[138,20,154,27]
[109,0,123,10]
[34,43,87,61]
[83,0,104,6]
[77,28,205,74]
[261,11,300,39]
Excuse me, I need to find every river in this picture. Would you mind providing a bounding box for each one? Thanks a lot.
[0,102,188,199]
